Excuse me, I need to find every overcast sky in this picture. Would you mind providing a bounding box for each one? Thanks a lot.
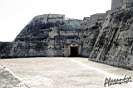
[0,0,111,42]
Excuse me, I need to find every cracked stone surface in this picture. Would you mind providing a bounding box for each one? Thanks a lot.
[0,65,29,88]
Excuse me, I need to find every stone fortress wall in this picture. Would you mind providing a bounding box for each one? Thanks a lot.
[13,14,83,57]
[111,0,133,10]
[1,0,133,70]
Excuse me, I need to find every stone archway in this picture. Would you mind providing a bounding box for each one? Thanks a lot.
[64,43,81,57]
[69,44,80,57]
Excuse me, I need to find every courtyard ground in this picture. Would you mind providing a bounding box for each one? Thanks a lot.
[0,57,133,88]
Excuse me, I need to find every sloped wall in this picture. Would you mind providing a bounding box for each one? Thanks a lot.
[81,13,106,57]
[0,14,82,58]
[89,8,133,69]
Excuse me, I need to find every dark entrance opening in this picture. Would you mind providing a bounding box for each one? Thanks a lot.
[70,46,79,57]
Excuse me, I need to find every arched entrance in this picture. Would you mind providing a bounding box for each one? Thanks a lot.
[64,43,81,57]
[70,44,79,57]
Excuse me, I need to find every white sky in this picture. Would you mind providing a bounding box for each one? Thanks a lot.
[0,0,111,42]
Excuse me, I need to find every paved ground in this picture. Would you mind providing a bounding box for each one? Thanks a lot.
[0,57,133,88]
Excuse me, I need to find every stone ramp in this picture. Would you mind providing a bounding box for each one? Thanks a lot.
[0,65,29,88]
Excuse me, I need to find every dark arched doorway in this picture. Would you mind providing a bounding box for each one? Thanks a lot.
[70,45,79,57]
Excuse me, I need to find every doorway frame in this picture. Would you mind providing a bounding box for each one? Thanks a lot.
[64,43,81,57]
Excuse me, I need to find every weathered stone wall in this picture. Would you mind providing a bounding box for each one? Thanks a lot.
[111,0,124,10]
[80,13,106,57]
[7,14,82,57]
[9,42,49,57]
[0,42,13,58]
[89,8,133,69]
[111,0,133,10]
[1,1,133,70]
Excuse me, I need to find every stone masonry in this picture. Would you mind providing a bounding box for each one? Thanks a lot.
[1,0,133,70]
